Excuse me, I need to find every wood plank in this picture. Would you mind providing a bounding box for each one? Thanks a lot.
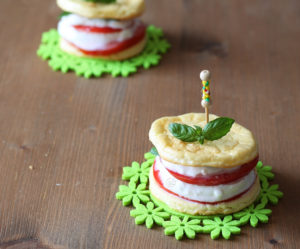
[0,239,51,249]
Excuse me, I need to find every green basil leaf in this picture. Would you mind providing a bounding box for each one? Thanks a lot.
[168,123,199,142]
[150,147,159,156]
[203,117,235,141]
[198,135,205,144]
[58,11,71,19]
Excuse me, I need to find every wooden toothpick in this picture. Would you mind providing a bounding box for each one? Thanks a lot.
[200,70,211,123]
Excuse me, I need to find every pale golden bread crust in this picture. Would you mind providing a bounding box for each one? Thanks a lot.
[149,113,258,168]
[59,36,146,60]
[57,0,145,20]
[149,166,261,215]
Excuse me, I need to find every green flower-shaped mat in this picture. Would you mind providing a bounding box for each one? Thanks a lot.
[116,150,283,240]
[37,25,170,78]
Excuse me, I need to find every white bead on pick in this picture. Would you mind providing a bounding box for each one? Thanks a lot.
[200,70,211,123]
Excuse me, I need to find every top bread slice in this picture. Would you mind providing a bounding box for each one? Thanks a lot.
[57,0,145,20]
[149,113,258,168]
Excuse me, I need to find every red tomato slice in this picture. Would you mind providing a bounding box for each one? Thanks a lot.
[68,23,146,56]
[165,156,259,186]
[73,25,122,33]
[153,160,256,205]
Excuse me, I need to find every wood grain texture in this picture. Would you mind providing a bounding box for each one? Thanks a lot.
[0,0,299,248]
[0,239,51,249]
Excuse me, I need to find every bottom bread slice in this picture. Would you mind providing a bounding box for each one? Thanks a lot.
[149,165,260,215]
[60,36,146,61]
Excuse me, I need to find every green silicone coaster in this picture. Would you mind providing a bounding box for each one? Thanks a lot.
[37,25,170,78]
[116,150,283,240]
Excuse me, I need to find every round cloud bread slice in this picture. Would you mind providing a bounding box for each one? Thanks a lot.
[149,113,258,168]
[57,0,145,20]
[60,36,146,60]
[149,166,261,215]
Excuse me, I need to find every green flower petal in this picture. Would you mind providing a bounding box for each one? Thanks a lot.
[263,165,272,170]
[132,195,141,207]
[221,227,231,240]
[130,209,145,217]
[227,226,241,234]
[268,195,279,204]
[141,161,151,169]
[263,172,275,179]
[164,226,178,235]
[239,214,251,225]
[184,227,196,239]
[256,213,269,223]
[144,152,155,160]
[203,219,215,225]
[259,175,267,182]
[140,174,148,184]
[256,161,263,167]
[260,195,269,205]
[188,225,202,233]
[226,220,240,226]
[154,211,170,219]
[202,225,216,233]
[152,215,164,225]
[262,180,269,189]
[135,214,147,225]
[175,227,184,240]
[182,216,189,223]
[137,204,148,211]
[122,166,135,177]
[122,195,133,206]
[214,217,222,224]
[115,191,128,199]
[136,183,146,191]
[211,227,221,240]
[250,215,258,227]
[118,185,130,192]
[131,162,140,170]
[233,211,248,219]
[273,190,283,198]
[187,219,201,225]
[223,215,233,223]
[146,216,154,228]
[153,206,163,212]
[129,174,139,183]
[170,216,181,223]
[137,194,150,203]
[256,202,266,210]
[258,209,272,215]
[163,221,178,227]
[128,181,137,190]
[140,190,150,195]
[146,202,154,210]
[269,184,279,191]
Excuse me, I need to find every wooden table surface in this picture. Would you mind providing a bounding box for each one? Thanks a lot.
[0,0,299,248]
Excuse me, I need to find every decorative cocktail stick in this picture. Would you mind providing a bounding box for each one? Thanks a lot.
[200,70,211,123]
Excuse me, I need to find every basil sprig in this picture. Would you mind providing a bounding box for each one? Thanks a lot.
[168,117,235,144]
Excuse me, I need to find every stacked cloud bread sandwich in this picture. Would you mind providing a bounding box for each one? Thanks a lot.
[57,0,146,60]
[149,113,260,215]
